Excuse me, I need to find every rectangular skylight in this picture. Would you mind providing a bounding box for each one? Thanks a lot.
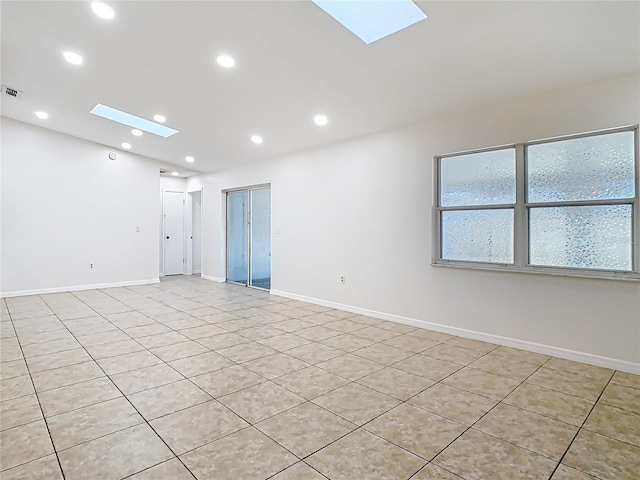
[89,104,178,137]
[312,0,427,44]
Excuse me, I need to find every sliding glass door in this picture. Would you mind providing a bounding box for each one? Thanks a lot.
[226,186,271,289]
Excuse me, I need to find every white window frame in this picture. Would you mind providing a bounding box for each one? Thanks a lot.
[432,125,640,281]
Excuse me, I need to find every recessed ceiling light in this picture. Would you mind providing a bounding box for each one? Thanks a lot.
[90,104,178,137]
[91,2,114,20]
[216,55,235,68]
[63,51,83,65]
[121,142,131,149]
[34,111,49,120]
[131,129,143,136]
[171,171,180,176]
[185,156,195,163]
[153,114,166,123]
[314,114,328,126]
[251,135,263,144]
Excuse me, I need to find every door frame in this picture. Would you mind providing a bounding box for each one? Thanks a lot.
[162,189,185,276]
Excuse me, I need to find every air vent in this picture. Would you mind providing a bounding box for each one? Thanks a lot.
[2,85,22,98]
[160,169,170,174]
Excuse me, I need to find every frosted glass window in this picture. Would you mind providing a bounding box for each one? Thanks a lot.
[442,209,514,264]
[527,131,635,202]
[440,149,516,207]
[529,205,633,271]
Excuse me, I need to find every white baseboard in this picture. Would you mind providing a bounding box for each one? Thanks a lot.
[193,270,202,275]
[202,275,226,283]
[1,278,160,298]
[270,289,640,375]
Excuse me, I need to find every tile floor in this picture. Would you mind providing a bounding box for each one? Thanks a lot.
[1,275,638,480]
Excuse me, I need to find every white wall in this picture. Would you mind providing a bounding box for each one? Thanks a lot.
[1,117,161,295]
[188,73,640,371]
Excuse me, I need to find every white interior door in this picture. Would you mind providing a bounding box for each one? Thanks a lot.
[163,190,184,275]
[191,190,202,274]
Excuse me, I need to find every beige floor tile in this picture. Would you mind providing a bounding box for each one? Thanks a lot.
[217,342,277,363]
[150,340,210,362]
[169,351,233,377]
[106,311,156,329]
[242,352,309,380]
[296,325,342,342]
[488,345,550,365]
[128,379,212,420]
[287,342,344,364]
[381,334,438,353]
[217,318,261,332]
[353,343,414,365]
[128,458,195,480]
[504,382,594,426]
[0,420,54,471]
[527,367,608,401]
[321,333,375,352]
[177,324,228,339]
[312,383,399,425]
[366,403,466,460]
[17,328,74,346]
[469,355,539,381]
[85,339,145,359]
[307,428,426,480]
[325,309,356,320]
[0,359,29,379]
[257,332,313,352]
[445,337,498,353]
[191,364,265,397]
[180,426,296,479]
[443,368,520,401]
[0,374,34,401]
[110,363,183,395]
[349,314,385,326]
[611,371,640,389]
[47,397,144,450]
[563,430,640,480]
[394,354,461,381]
[273,365,351,399]
[473,403,578,460]
[238,325,288,341]
[422,343,484,365]
[324,319,367,334]
[218,381,305,423]
[545,357,613,383]
[316,353,385,380]
[76,330,130,347]
[150,400,248,454]
[0,393,43,431]
[412,464,465,479]
[123,323,172,338]
[38,377,122,417]
[97,350,162,375]
[31,361,104,392]
[58,423,173,480]
[357,366,434,401]
[196,331,251,350]
[256,401,355,457]
[378,321,416,334]
[550,464,598,480]
[408,383,497,425]
[25,348,92,374]
[21,337,81,358]
[0,454,63,480]
[136,331,190,349]
[270,462,326,480]
[407,329,454,343]
[583,402,640,446]
[434,429,556,480]
[599,382,640,413]
[352,326,400,342]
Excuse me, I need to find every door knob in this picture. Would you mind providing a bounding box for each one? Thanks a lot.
[166,236,170,239]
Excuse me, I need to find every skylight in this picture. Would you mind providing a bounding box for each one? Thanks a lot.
[90,104,178,137]
[312,0,427,44]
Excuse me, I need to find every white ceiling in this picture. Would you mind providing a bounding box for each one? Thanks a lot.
[2,1,638,175]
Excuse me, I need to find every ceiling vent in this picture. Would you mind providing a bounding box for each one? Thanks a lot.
[160,169,170,174]
[2,85,22,99]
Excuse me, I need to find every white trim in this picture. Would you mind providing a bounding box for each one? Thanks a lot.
[202,274,226,283]
[270,289,640,375]
[1,278,160,298]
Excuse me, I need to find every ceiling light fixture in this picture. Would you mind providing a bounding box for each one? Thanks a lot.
[185,156,195,163]
[314,114,328,126]
[63,51,83,65]
[91,2,114,20]
[153,114,166,123]
[90,104,178,137]
[121,142,131,149]
[216,55,235,68]
[131,129,143,136]
[251,135,263,144]
[171,171,180,176]
[34,111,49,120]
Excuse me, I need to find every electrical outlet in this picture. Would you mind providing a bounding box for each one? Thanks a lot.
[89,263,94,270]
[340,275,345,284]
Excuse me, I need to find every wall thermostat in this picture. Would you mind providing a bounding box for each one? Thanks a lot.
[108,152,117,160]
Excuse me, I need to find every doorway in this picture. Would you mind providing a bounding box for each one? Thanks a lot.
[186,190,202,276]
[227,186,271,289]
[163,190,184,275]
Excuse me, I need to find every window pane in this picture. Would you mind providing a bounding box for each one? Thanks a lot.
[440,149,516,207]
[527,131,635,203]
[529,205,633,271]
[441,209,514,263]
